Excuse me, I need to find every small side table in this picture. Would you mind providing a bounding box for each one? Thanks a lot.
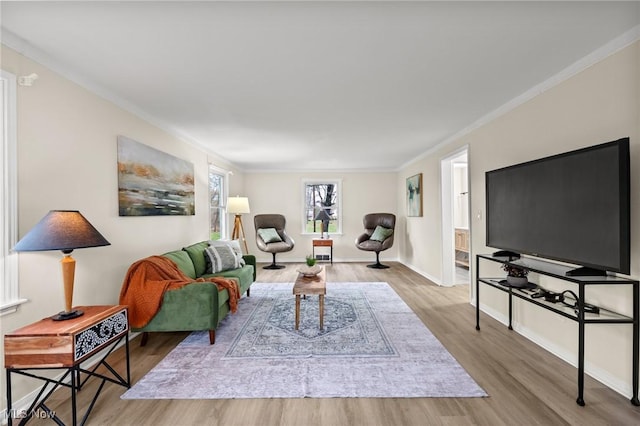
[293,267,327,330]
[4,305,130,426]
[312,238,333,264]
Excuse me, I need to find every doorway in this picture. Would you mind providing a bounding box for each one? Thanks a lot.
[440,147,470,287]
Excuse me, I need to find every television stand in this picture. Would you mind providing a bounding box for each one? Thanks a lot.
[475,254,639,407]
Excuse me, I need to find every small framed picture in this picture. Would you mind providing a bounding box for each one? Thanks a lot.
[406,173,422,217]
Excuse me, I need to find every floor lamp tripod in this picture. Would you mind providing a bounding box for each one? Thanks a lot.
[228,196,250,253]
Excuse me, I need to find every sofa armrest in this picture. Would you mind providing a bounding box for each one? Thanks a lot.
[243,254,257,281]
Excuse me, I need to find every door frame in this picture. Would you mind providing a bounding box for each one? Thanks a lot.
[440,146,469,287]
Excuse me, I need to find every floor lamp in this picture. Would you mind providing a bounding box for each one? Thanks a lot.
[228,196,250,253]
[13,210,110,320]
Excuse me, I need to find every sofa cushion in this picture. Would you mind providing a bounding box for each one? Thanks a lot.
[203,264,254,296]
[162,250,197,279]
[257,227,282,243]
[204,245,241,273]
[183,241,209,277]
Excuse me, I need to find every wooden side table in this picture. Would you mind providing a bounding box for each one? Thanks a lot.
[312,238,333,264]
[293,267,327,330]
[4,305,130,425]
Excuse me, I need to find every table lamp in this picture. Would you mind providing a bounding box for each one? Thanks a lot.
[314,209,331,239]
[13,210,111,321]
[227,196,250,253]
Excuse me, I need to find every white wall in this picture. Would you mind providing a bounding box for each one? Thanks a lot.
[399,41,639,398]
[0,45,244,404]
[398,151,446,283]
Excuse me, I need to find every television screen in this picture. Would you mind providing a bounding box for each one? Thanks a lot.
[486,137,630,275]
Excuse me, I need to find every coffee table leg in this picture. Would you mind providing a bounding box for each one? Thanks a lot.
[295,295,301,330]
[319,295,324,330]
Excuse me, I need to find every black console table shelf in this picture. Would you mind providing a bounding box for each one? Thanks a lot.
[480,278,633,324]
[475,254,639,407]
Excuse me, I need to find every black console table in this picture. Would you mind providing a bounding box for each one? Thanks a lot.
[475,254,639,407]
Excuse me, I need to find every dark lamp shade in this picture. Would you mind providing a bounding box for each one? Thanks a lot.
[314,209,331,221]
[13,210,110,252]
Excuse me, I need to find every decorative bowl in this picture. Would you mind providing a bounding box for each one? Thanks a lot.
[298,265,322,277]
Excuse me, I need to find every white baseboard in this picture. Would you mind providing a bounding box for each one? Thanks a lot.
[401,262,443,286]
[478,304,633,400]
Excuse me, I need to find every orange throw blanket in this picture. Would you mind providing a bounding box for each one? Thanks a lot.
[119,255,240,328]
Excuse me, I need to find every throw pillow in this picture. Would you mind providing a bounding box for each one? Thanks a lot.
[258,228,282,243]
[209,239,246,267]
[204,245,240,274]
[370,225,393,242]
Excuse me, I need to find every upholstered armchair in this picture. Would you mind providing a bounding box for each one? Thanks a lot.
[254,214,295,269]
[355,213,396,269]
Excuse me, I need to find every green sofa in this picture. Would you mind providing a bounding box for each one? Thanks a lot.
[135,241,256,345]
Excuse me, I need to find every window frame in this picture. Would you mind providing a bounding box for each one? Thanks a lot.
[1,69,26,316]
[302,179,342,236]
[208,164,229,241]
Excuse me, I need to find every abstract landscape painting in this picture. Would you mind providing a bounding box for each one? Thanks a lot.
[117,136,195,216]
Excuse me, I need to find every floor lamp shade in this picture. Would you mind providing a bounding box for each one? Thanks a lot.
[13,210,111,320]
[227,196,250,215]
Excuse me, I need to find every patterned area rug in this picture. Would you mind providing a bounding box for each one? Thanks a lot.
[121,282,487,399]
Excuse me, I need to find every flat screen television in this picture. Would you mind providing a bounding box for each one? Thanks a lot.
[485,137,630,276]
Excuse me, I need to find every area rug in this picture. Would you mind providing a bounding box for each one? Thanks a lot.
[121,282,487,399]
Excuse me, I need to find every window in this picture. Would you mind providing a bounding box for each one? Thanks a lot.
[1,70,25,315]
[303,180,342,235]
[208,165,227,240]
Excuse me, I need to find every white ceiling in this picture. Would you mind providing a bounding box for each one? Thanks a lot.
[2,1,639,172]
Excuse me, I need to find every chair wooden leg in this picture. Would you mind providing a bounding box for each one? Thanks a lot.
[140,332,149,346]
[209,329,216,345]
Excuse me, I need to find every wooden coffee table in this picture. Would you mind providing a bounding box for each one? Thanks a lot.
[293,266,326,330]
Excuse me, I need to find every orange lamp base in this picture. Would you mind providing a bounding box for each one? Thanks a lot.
[53,253,84,321]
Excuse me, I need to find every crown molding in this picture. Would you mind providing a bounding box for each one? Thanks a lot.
[243,166,398,174]
[1,28,239,168]
[399,24,640,171]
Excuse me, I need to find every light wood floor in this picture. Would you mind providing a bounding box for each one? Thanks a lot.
[25,262,640,425]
